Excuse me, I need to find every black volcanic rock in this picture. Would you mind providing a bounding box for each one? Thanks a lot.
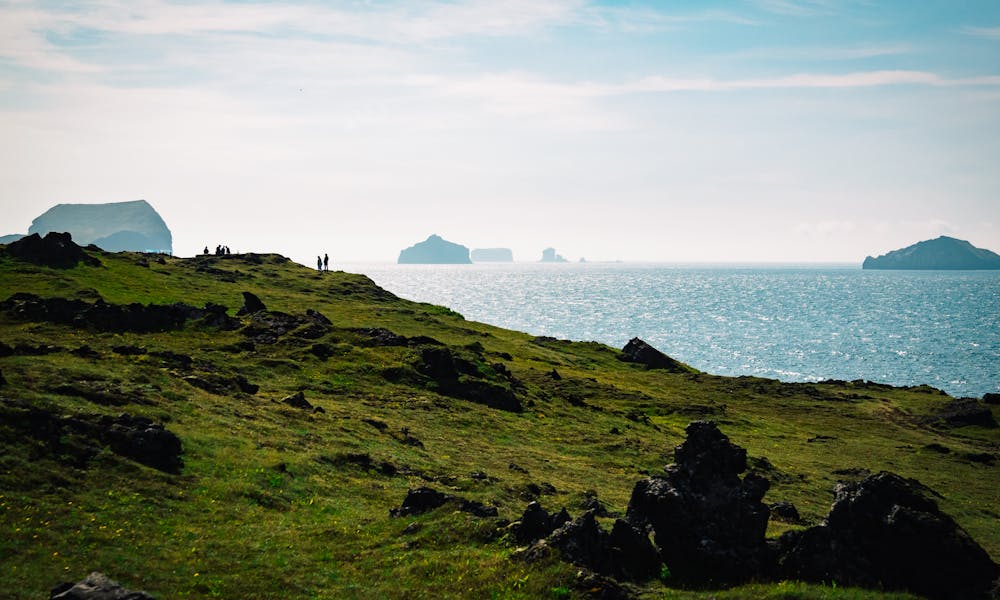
[863,236,1000,270]
[27,199,172,254]
[620,337,687,372]
[776,472,999,600]
[398,234,471,264]
[51,571,154,600]
[626,421,772,583]
[3,232,100,268]
[471,248,514,262]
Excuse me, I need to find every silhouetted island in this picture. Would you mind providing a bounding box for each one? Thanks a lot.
[471,248,514,262]
[540,247,568,263]
[863,236,1000,270]
[1,199,172,254]
[398,234,471,264]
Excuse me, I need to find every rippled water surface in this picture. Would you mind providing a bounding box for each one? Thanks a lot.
[343,263,1000,397]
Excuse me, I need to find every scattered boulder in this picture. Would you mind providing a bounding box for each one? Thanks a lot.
[4,232,100,269]
[389,486,498,519]
[413,346,522,412]
[769,501,802,524]
[51,571,154,599]
[102,414,183,474]
[281,391,314,410]
[511,501,571,544]
[776,472,999,600]
[625,420,771,583]
[545,511,660,581]
[619,338,687,372]
[183,373,258,396]
[922,398,997,428]
[236,291,267,315]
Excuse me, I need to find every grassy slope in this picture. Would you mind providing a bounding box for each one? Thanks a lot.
[1,250,996,599]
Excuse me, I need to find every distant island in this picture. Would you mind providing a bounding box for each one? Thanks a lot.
[0,199,172,254]
[471,248,513,262]
[863,236,1000,270]
[398,234,472,264]
[540,247,568,263]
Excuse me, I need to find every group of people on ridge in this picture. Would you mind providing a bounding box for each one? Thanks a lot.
[317,254,330,271]
[204,245,231,255]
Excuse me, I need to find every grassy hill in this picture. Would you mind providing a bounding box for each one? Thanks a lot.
[1,248,996,599]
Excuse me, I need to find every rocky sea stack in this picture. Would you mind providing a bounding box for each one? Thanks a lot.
[398,234,471,264]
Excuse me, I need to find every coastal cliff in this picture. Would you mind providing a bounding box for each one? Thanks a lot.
[25,199,173,254]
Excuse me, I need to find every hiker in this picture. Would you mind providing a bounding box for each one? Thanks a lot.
[323,253,329,271]
[317,256,322,271]
[203,246,209,255]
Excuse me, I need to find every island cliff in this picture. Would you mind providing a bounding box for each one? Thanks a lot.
[863,236,1000,270]
[540,247,568,263]
[471,248,514,262]
[398,234,472,264]
[9,199,173,254]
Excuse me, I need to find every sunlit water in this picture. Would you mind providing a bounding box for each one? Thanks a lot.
[341,263,1000,397]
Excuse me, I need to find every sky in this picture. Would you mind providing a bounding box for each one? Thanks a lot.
[1,0,999,264]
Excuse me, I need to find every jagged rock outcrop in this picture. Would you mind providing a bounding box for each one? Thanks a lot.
[390,486,498,518]
[626,420,772,583]
[3,232,100,268]
[619,338,688,373]
[540,247,568,263]
[398,234,471,264]
[776,472,999,600]
[51,571,154,599]
[863,236,1000,270]
[546,511,661,582]
[511,501,571,544]
[471,248,514,262]
[25,199,172,254]
[413,345,522,412]
[236,291,267,315]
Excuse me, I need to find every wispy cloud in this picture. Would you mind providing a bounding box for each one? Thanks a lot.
[961,26,1000,40]
[752,0,839,17]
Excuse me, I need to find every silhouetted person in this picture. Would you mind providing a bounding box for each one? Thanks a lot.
[317,256,322,271]
[225,246,231,255]
[215,245,222,255]
[323,253,329,271]
[203,246,209,255]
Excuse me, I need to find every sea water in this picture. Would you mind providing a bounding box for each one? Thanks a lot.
[344,263,1000,398]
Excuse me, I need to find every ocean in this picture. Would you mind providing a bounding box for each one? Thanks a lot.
[344,263,1000,398]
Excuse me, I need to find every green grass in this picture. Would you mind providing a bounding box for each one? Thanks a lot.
[1,248,997,599]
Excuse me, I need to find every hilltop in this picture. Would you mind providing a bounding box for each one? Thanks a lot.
[863,236,1000,270]
[1,237,998,599]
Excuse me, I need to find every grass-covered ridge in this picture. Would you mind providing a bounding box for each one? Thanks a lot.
[1,248,996,599]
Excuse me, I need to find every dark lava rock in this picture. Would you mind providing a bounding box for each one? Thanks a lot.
[391,487,450,517]
[183,373,258,396]
[413,346,522,412]
[777,471,999,600]
[769,501,802,524]
[0,293,236,333]
[0,369,6,386]
[626,420,771,583]
[511,501,572,544]
[923,398,997,428]
[51,571,154,599]
[236,291,267,315]
[281,391,313,410]
[112,345,147,356]
[546,511,660,581]
[241,310,303,344]
[983,393,1000,405]
[390,486,498,519]
[102,413,183,474]
[355,327,409,347]
[4,232,100,269]
[619,338,687,372]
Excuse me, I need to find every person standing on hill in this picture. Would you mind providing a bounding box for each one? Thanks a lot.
[317,256,322,271]
[323,253,329,271]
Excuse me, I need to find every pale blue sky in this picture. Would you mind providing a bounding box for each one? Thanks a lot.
[2,0,999,263]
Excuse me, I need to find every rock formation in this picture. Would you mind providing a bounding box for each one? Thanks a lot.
[620,338,688,373]
[777,472,999,600]
[540,247,568,263]
[471,248,514,262]
[863,236,1000,270]
[626,421,772,583]
[19,199,172,254]
[3,232,100,269]
[398,234,471,264]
